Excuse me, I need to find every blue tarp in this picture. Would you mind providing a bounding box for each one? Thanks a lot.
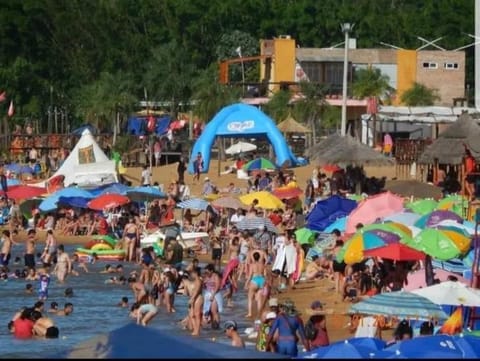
[54,323,288,359]
[305,195,357,232]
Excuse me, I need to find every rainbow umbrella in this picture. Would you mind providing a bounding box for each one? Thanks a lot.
[405,198,438,215]
[242,157,276,172]
[437,194,469,217]
[404,228,472,260]
[336,223,413,264]
[414,210,464,228]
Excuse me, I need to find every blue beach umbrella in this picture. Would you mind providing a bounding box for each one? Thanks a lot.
[4,163,21,173]
[39,187,94,212]
[177,197,210,211]
[100,183,132,196]
[297,339,378,359]
[6,178,21,187]
[126,186,166,202]
[57,196,91,209]
[324,216,347,233]
[381,334,480,359]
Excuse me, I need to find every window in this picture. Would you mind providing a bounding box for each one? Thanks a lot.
[422,62,438,69]
[444,63,459,70]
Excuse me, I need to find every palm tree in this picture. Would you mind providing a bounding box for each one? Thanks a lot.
[262,89,291,123]
[401,82,440,106]
[352,67,393,146]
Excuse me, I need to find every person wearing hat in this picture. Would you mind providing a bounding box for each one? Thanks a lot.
[202,176,214,196]
[224,320,245,348]
[265,299,310,356]
[256,311,277,352]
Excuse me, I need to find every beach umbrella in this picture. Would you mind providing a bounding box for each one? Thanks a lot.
[321,164,343,173]
[405,228,472,260]
[236,216,278,233]
[6,178,21,187]
[19,164,33,174]
[6,184,47,201]
[345,191,404,234]
[383,211,421,227]
[324,216,348,233]
[272,186,303,200]
[58,196,90,209]
[379,334,480,359]
[347,194,366,202]
[211,196,244,210]
[242,157,276,172]
[295,227,316,245]
[99,183,132,196]
[297,339,377,359]
[437,194,468,217]
[87,194,131,211]
[225,141,257,155]
[39,187,94,212]
[177,198,210,211]
[239,191,284,210]
[305,195,357,232]
[346,337,387,351]
[19,197,44,218]
[436,219,475,236]
[414,210,464,228]
[336,223,413,264]
[59,323,286,359]
[363,243,426,262]
[384,179,443,199]
[126,186,166,202]
[411,281,480,307]
[4,163,21,173]
[203,193,221,201]
[405,198,438,216]
[349,290,449,320]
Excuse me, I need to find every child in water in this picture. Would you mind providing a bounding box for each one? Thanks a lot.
[38,268,50,301]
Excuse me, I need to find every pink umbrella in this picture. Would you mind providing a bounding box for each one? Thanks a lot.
[345,191,404,234]
[404,268,469,291]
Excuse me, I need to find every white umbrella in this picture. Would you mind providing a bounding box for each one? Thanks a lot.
[225,141,257,155]
[411,280,480,307]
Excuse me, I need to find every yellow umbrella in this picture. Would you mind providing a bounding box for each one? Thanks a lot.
[203,193,221,201]
[239,191,284,210]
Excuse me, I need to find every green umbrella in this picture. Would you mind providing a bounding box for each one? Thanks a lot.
[243,157,276,172]
[405,199,438,215]
[404,228,472,261]
[19,197,44,219]
[295,227,316,245]
[436,195,468,217]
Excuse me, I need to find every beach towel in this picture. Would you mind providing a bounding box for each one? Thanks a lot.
[221,258,239,291]
[272,244,297,276]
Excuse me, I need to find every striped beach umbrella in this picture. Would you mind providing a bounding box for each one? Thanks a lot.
[349,291,448,320]
[236,216,278,233]
[243,157,276,172]
[177,198,210,211]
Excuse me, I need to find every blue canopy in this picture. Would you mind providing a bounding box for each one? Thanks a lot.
[305,195,357,232]
[54,323,288,359]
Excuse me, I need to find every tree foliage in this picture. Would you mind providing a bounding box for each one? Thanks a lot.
[400,82,440,106]
[0,0,473,128]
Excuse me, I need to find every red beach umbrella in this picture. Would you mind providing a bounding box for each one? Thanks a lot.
[88,193,130,211]
[6,185,48,201]
[272,186,303,200]
[363,243,426,262]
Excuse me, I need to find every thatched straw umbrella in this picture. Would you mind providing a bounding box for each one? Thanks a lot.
[418,113,480,165]
[276,114,312,134]
[307,134,395,166]
[304,133,343,158]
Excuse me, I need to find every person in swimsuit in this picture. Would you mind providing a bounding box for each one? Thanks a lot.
[122,218,138,262]
[162,269,177,313]
[202,263,223,330]
[24,229,37,269]
[139,262,157,305]
[41,229,58,267]
[130,302,158,326]
[53,245,71,283]
[31,311,59,338]
[37,268,50,301]
[187,268,204,336]
[245,249,267,319]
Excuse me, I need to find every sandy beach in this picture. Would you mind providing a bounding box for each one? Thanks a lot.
[11,160,398,344]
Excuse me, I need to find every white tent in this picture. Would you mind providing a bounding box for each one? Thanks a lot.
[48,129,118,187]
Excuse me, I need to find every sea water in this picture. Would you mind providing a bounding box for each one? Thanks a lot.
[0,245,253,358]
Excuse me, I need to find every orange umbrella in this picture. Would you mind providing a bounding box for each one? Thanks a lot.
[321,164,342,173]
[438,306,463,335]
[87,194,130,211]
[272,186,303,200]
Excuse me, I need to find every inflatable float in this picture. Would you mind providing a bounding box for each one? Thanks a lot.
[140,230,209,256]
[75,235,125,261]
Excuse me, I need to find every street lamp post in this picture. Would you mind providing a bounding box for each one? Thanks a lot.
[341,23,354,136]
[236,46,246,96]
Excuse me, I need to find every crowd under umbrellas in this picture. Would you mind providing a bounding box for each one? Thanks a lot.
[2,155,480,358]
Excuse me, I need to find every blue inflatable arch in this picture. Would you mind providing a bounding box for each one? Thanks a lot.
[188,103,299,174]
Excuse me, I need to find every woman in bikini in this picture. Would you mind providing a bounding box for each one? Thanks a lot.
[122,218,138,262]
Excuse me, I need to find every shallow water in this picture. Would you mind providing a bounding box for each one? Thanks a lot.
[0,245,254,358]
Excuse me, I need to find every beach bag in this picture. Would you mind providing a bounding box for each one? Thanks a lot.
[304,317,318,340]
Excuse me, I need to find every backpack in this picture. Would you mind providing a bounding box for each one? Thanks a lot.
[304,317,318,340]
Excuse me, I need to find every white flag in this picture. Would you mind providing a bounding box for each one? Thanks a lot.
[235,46,242,57]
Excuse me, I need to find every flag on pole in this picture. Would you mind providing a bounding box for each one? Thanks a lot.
[0,91,6,103]
[7,100,14,117]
